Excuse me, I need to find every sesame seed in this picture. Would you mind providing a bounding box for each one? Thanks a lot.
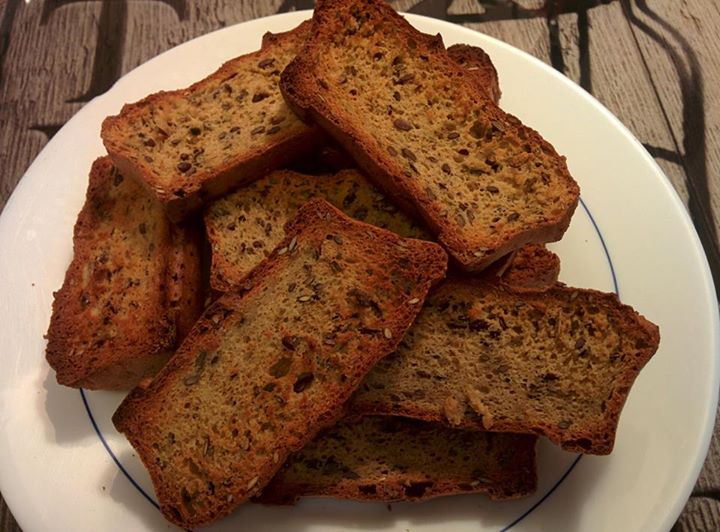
[408,298,420,305]
[384,328,393,339]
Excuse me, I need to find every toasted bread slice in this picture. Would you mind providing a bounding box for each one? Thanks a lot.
[259,416,537,504]
[351,279,660,454]
[205,169,430,291]
[101,22,321,221]
[112,199,447,528]
[291,41,502,175]
[45,157,203,390]
[280,0,580,271]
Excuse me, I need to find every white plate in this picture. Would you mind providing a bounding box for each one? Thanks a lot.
[0,10,717,532]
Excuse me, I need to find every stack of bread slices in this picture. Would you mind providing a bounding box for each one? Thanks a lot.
[46,0,660,528]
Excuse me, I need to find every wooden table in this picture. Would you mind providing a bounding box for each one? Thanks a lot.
[1,1,718,530]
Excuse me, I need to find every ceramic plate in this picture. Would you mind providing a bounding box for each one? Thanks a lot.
[0,10,717,532]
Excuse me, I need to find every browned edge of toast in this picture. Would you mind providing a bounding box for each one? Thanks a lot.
[102,21,326,222]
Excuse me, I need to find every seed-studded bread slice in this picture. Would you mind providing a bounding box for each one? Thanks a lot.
[205,169,430,291]
[291,42,502,176]
[351,279,660,454]
[45,157,203,390]
[447,43,501,103]
[101,22,321,222]
[281,0,580,271]
[290,39,503,176]
[258,416,537,504]
[112,199,447,528]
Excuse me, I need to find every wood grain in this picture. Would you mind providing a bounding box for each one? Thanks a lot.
[0,1,718,531]
[623,0,720,295]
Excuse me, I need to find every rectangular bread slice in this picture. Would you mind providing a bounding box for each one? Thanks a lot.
[351,278,660,454]
[101,22,321,221]
[112,198,448,528]
[258,416,537,504]
[290,41,503,175]
[45,157,203,390]
[280,0,580,271]
[205,169,430,291]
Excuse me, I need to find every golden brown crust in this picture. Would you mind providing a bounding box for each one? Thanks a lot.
[102,21,325,222]
[112,199,447,528]
[280,0,580,271]
[45,157,203,390]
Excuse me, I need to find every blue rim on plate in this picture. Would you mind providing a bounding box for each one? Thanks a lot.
[80,196,618,531]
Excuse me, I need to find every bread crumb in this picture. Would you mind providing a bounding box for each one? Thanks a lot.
[465,387,495,430]
[442,396,463,425]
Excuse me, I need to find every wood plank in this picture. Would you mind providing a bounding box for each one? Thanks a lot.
[623,0,720,296]
[0,497,20,532]
[556,3,689,204]
[695,407,720,493]
[0,0,99,208]
[122,1,285,74]
[673,496,720,532]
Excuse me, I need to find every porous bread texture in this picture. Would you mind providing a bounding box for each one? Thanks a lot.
[351,278,660,454]
[290,41,503,175]
[45,157,203,390]
[258,416,537,504]
[102,21,322,221]
[205,169,430,291]
[281,0,580,271]
[112,199,448,528]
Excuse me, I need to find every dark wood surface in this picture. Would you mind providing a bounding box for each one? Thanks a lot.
[1,1,718,530]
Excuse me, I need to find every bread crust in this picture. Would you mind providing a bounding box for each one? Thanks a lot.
[102,21,325,222]
[280,0,580,271]
[45,157,203,390]
[113,199,447,528]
